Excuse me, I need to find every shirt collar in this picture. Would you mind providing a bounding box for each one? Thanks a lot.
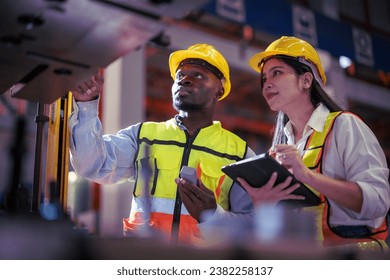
[174,114,187,131]
[284,103,330,143]
[174,114,221,132]
[307,103,330,133]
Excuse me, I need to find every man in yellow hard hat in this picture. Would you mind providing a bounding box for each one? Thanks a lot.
[68,44,259,245]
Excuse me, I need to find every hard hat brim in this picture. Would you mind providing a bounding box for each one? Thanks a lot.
[248,50,327,85]
[169,50,211,79]
[249,50,292,73]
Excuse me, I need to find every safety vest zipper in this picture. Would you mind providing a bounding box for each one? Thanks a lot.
[170,129,199,244]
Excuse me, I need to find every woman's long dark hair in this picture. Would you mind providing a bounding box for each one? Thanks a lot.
[261,55,343,146]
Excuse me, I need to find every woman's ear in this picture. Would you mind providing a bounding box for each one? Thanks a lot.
[302,72,314,89]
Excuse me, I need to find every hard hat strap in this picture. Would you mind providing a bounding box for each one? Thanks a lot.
[297,57,324,86]
[178,58,224,80]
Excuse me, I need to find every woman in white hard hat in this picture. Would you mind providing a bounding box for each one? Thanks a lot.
[240,36,390,250]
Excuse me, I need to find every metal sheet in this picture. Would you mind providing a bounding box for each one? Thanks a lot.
[97,0,211,19]
[0,0,209,104]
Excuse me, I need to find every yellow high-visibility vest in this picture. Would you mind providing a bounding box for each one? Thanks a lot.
[123,119,247,244]
[302,111,388,251]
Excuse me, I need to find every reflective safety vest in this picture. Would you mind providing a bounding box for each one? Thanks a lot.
[302,111,388,251]
[123,119,247,244]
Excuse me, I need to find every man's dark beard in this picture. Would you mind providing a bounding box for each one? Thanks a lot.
[172,100,203,112]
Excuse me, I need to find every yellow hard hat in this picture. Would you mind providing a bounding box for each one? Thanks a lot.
[248,36,327,85]
[169,44,231,100]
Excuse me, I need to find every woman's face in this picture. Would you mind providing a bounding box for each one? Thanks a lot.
[261,58,306,112]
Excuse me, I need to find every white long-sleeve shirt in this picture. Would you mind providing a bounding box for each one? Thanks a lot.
[284,104,390,228]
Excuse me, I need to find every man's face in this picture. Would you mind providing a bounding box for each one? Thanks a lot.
[171,63,223,112]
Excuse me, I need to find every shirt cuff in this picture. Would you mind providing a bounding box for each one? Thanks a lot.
[74,98,100,118]
[199,204,225,224]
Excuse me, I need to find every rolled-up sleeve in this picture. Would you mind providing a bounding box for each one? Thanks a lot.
[198,147,255,233]
[326,114,390,227]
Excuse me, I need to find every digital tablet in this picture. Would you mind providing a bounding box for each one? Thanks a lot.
[221,152,320,208]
